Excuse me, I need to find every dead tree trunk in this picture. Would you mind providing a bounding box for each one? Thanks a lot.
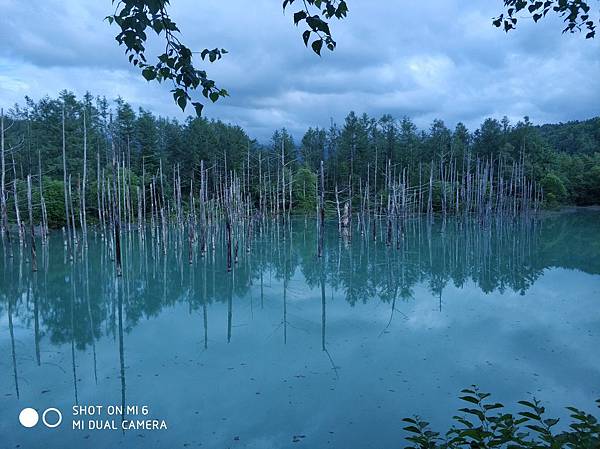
[27,175,37,272]
[0,109,7,242]
[318,161,325,258]
[62,107,72,256]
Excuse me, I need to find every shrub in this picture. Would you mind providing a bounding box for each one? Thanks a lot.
[293,166,317,213]
[402,386,599,448]
[541,173,567,208]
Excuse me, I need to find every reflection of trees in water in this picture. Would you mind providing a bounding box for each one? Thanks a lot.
[1,211,599,351]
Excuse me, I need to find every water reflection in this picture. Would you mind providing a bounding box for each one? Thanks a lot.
[1,211,599,448]
[1,212,599,355]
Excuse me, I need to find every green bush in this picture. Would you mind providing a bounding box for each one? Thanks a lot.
[293,166,318,213]
[403,386,599,448]
[42,179,68,228]
[541,173,567,208]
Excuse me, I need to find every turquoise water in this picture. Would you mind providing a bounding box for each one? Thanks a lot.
[1,211,599,448]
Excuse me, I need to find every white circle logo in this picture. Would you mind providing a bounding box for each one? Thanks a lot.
[42,408,63,428]
[19,408,39,428]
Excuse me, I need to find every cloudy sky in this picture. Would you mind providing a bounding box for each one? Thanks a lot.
[0,0,599,140]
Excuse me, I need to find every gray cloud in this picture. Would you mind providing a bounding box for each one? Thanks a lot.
[0,0,598,140]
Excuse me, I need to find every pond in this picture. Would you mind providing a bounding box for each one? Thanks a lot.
[1,210,599,449]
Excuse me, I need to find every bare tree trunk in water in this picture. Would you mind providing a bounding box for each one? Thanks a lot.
[11,154,24,243]
[82,107,88,244]
[0,110,5,232]
[62,107,72,257]
[318,161,325,258]
[27,175,37,272]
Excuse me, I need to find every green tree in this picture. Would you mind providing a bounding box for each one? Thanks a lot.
[300,127,327,172]
[135,108,159,174]
[473,118,503,160]
[426,119,452,161]
[271,128,297,169]
[293,166,317,212]
[398,116,420,169]
[378,114,399,166]
[541,172,567,207]
[452,122,471,166]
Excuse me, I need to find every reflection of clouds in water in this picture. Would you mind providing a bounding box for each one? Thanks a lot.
[390,268,600,421]
[1,214,600,448]
[1,267,598,448]
[405,268,599,330]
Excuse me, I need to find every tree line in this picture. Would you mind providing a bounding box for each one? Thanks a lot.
[1,91,598,229]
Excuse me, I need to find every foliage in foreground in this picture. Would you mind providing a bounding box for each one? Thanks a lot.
[403,386,600,449]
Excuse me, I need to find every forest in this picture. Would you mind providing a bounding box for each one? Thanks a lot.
[1,91,599,230]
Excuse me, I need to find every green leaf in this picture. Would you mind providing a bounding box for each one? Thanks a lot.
[543,418,559,427]
[525,424,547,434]
[518,400,537,410]
[152,20,164,34]
[460,396,480,404]
[484,403,504,411]
[311,39,323,55]
[192,102,203,116]
[306,16,329,34]
[518,411,540,420]
[453,416,474,428]
[177,95,187,111]
[459,408,485,421]
[460,428,484,439]
[142,67,156,81]
[302,30,311,46]
[293,10,307,25]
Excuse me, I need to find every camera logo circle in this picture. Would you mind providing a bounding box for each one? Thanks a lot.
[19,408,39,428]
[42,408,63,428]
[19,407,62,428]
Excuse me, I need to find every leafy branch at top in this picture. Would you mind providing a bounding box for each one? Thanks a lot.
[106,0,348,116]
[493,0,597,39]
[106,0,229,116]
[106,1,596,116]
[282,0,348,55]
